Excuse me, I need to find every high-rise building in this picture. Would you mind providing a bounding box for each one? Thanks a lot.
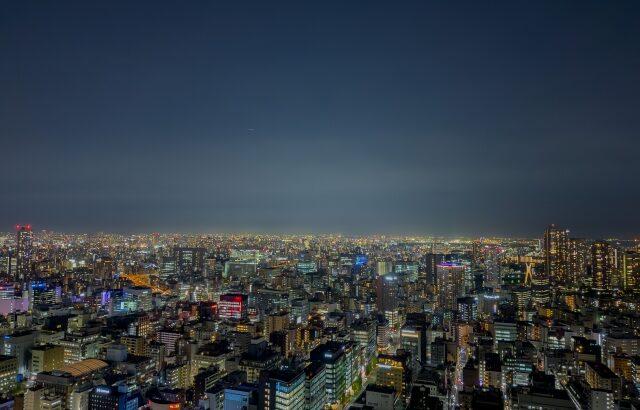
[58,331,100,365]
[436,263,465,310]
[394,262,419,282]
[531,265,550,307]
[175,247,206,275]
[592,241,612,290]
[304,362,326,410]
[15,225,33,280]
[377,350,412,403]
[494,321,517,345]
[310,342,348,405]
[457,296,478,322]
[224,385,259,410]
[511,287,531,314]
[622,251,640,294]
[120,335,146,356]
[262,368,306,410]
[3,330,36,376]
[265,311,289,337]
[160,256,177,279]
[165,362,190,389]
[375,261,393,277]
[543,224,570,286]
[30,281,62,307]
[218,293,248,320]
[0,356,17,395]
[296,260,317,274]
[239,339,281,383]
[0,284,28,315]
[400,324,426,368]
[585,361,621,399]
[376,274,399,313]
[351,319,377,367]
[424,253,445,286]
[157,330,182,355]
[290,298,309,325]
[568,238,589,285]
[89,384,141,410]
[93,257,116,283]
[24,386,64,410]
[123,286,153,312]
[31,344,64,374]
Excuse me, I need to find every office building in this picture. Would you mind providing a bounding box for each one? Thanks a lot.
[592,241,613,290]
[0,356,17,394]
[175,247,206,274]
[436,262,465,310]
[543,224,570,285]
[218,293,248,320]
[304,362,326,410]
[89,384,141,410]
[31,344,64,374]
[262,368,305,410]
[15,225,33,280]
[377,350,412,403]
[424,253,445,286]
[310,342,348,404]
[376,274,399,313]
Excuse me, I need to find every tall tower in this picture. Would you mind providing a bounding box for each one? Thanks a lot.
[543,224,570,286]
[376,274,399,313]
[436,262,465,310]
[424,252,445,286]
[568,238,589,285]
[591,240,612,290]
[15,225,33,281]
[376,274,401,327]
[622,251,640,294]
[531,265,550,307]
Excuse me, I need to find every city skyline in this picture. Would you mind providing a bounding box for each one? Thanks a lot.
[1,223,637,241]
[3,0,640,237]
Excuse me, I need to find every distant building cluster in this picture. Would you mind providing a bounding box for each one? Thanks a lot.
[0,225,636,409]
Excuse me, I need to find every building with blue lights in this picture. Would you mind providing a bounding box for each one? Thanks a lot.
[89,383,141,410]
[262,368,305,410]
[310,342,349,404]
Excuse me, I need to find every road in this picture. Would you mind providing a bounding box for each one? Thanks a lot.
[450,346,467,409]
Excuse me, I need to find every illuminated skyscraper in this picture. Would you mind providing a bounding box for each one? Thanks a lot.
[219,293,248,320]
[457,296,478,322]
[436,262,465,310]
[262,368,306,410]
[568,238,589,285]
[376,261,393,277]
[376,274,401,327]
[530,266,550,307]
[376,350,412,403]
[543,224,569,286]
[376,274,399,313]
[622,251,640,294]
[93,257,116,283]
[160,256,177,279]
[15,225,33,281]
[424,253,445,286]
[591,240,612,290]
[175,247,206,275]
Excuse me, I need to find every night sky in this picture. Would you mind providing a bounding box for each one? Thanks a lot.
[2,1,640,237]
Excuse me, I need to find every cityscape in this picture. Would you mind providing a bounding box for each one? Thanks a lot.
[3,0,640,409]
[0,226,636,409]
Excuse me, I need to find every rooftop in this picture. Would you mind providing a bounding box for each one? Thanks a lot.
[58,359,108,377]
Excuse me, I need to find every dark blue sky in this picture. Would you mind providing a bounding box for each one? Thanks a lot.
[2,1,639,237]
